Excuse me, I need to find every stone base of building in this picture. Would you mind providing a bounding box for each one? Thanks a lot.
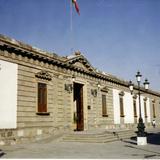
[0,123,156,145]
[137,137,147,145]
[0,126,71,145]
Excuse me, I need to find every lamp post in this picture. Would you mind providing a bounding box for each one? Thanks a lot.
[129,71,150,145]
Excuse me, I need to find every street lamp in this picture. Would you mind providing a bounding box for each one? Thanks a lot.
[129,71,150,145]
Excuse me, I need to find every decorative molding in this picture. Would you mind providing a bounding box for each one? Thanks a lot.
[152,99,156,103]
[133,94,137,99]
[66,53,95,72]
[0,35,160,97]
[91,89,97,97]
[35,70,52,81]
[65,84,73,93]
[119,91,125,96]
[101,86,109,93]
[143,97,147,101]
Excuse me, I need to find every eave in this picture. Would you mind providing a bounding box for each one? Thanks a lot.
[0,34,160,97]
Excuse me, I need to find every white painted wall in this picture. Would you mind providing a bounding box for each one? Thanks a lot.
[113,88,151,124]
[146,98,151,122]
[140,96,145,121]
[136,97,139,122]
[0,60,17,128]
[138,96,151,123]
[113,89,120,124]
[123,92,134,123]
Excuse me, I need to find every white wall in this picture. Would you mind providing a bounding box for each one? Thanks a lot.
[146,98,151,122]
[123,92,134,123]
[0,60,17,128]
[113,89,120,124]
[139,96,151,123]
[113,88,151,124]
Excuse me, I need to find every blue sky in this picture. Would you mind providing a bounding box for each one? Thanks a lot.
[0,0,160,91]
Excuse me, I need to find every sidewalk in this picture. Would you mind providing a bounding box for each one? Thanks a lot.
[0,127,160,159]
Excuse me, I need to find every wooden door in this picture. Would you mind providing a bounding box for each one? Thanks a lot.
[74,83,84,131]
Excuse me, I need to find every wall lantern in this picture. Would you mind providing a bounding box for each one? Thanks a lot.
[64,74,76,93]
[65,84,73,93]
[97,82,101,89]
[129,80,134,95]
[91,89,97,97]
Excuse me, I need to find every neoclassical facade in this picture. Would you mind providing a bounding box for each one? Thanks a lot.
[0,34,160,145]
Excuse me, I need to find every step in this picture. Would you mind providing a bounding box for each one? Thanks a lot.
[64,133,114,139]
[63,135,115,141]
[62,129,136,143]
[63,136,118,143]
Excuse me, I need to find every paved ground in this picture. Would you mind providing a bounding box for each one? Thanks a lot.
[0,128,160,159]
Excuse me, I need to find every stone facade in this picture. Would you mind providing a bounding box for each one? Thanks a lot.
[0,34,160,145]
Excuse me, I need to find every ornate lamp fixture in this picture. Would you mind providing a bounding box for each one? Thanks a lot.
[129,71,150,145]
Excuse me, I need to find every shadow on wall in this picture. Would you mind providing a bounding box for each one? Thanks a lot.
[0,149,6,157]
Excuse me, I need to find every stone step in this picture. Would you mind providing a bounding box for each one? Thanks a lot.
[63,135,115,141]
[62,129,136,143]
[65,133,114,138]
[63,137,118,143]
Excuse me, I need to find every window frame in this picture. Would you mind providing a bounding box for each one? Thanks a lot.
[133,99,137,117]
[37,82,50,115]
[102,94,108,117]
[119,96,125,117]
[152,101,156,118]
[144,98,148,118]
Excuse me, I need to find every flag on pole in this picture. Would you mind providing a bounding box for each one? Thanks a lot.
[72,0,80,15]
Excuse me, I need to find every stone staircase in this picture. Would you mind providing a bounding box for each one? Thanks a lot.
[62,129,137,143]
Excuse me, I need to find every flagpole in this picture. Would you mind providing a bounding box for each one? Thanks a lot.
[70,0,74,53]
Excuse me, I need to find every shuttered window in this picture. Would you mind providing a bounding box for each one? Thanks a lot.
[152,102,156,118]
[120,97,124,117]
[38,83,47,113]
[133,99,137,117]
[144,100,147,118]
[102,94,108,116]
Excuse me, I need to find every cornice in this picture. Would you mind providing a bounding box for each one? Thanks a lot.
[35,70,52,81]
[0,34,160,97]
[66,53,95,72]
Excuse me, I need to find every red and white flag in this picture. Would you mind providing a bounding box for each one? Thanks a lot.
[72,0,80,15]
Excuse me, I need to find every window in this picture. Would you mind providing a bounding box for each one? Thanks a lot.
[133,99,137,117]
[119,97,124,117]
[152,102,156,118]
[38,83,47,113]
[144,99,147,118]
[102,94,108,117]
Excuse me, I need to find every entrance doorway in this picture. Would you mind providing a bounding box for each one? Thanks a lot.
[73,83,84,131]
